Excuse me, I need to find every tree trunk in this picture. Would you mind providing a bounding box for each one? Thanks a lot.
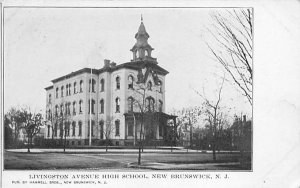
[138,141,141,165]
[27,135,30,153]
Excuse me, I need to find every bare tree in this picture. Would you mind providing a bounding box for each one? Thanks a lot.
[19,109,43,153]
[54,102,71,152]
[194,76,226,161]
[102,116,115,152]
[129,77,160,165]
[207,9,253,105]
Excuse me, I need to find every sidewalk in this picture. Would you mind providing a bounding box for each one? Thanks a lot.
[6,148,240,154]
[128,162,242,170]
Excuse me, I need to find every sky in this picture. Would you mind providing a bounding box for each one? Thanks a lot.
[4,7,252,116]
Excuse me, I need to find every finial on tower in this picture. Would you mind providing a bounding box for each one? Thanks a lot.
[141,14,143,22]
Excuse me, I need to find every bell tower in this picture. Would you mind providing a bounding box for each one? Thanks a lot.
[130,15,157,63]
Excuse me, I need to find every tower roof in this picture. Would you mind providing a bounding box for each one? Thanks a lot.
[135,21,149,39]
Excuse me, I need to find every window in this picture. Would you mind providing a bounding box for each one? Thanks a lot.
[74,82,77,94]
[56,88,59,98]
[59,122,63,137]
[67,102,71,115]
[89,79,96,93]
[48,109,51,120]
[146,97,155,112]
[100,99,104,114]
[61,86,64,97]
[158,81,163,93]
[54,123,58,137]
[99,120,104,139]
[72,121,76,136]
[48,94,51,104]
[128,75,134,89]
[159,100,163,112]
[66,84,69,96]
[79,100,83,113]
[115,98,120,113]
[80,80,83,92]
[88,99,95,114]
[115,120,120,136]
[147,81,152,90]
[128,97,134,112]
[60,104,64,116]
[65,122,70,137]
[73,101,76,115]
[100,79,105,92]
[68,84,71,95]
[116,76,120,90]
[128,122,134,136]
[78,121,82,136]
[47,125,50,137]
[65,103,68,115]
[55,105,58,117]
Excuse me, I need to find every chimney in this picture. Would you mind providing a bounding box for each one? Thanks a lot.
[110,62,117,68]
[104,59,110,68]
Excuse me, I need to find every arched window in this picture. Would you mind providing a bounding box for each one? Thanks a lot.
[65,103,68,115]
[59,122,63,137]
[66,84,68,96]
[88,120,95,137]
[115,97,120,113]
[100,79,105,92]
[65,121,70,137]
[73,101,76,115]
[128,97,134,112]
[116,76,120,90]
[100,99,104,114]
[60,104,64,116]
[48,109,51,120]
[80,80,83,92]
[145,50,149,57]
[48,94,51,104]
[56,87,59,98]
[115,120,120,136]
[88,99,95,114]
[79,100,83,113]
[99,120,104,139]
[159,100,163,112]
[78,121,82,136]
[54,123,58,137]
[55,105,58,117]
[147,81,152,90]
[146,97,155,112]
[158,80,163,93]
[72,121,76,136]
[61,86,64,97]
[128,75,134,89]
[89,79,96,92]
[68,83,71,95]
[74,82,77,94]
